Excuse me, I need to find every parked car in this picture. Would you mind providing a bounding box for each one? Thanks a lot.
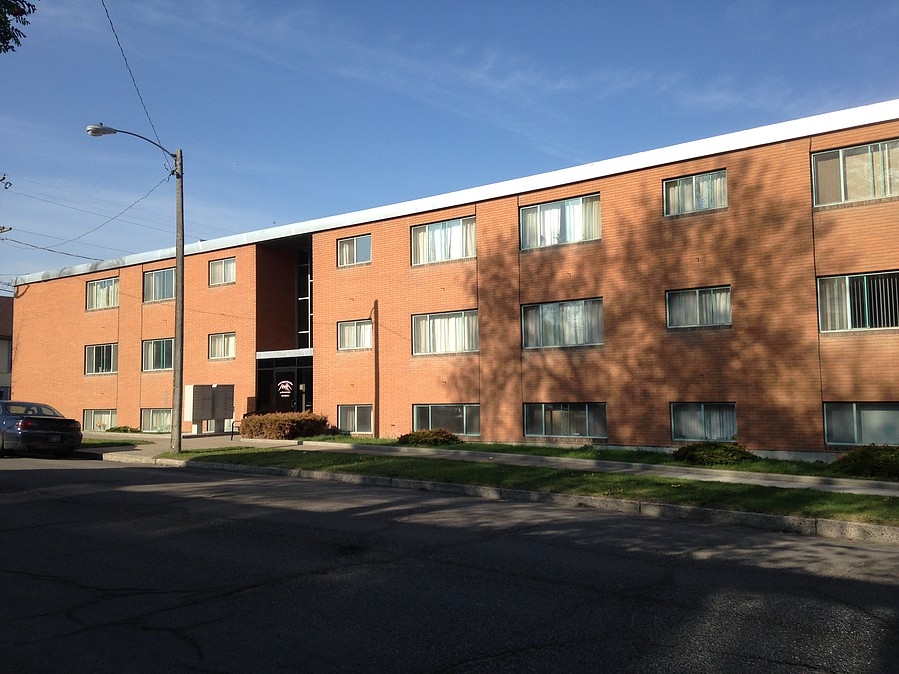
[0,401,83,458]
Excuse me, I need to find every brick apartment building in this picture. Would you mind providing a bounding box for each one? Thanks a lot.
[12,99,899,452]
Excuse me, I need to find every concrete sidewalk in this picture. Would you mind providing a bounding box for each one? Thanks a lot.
[74,432,899,543]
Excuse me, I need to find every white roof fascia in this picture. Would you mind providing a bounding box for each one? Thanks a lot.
[15,98,899,287]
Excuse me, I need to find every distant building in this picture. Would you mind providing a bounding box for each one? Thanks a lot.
[12,99,899,451]
[0,296,10,399]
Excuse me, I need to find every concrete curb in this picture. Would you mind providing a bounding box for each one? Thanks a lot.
[147,456,899,545]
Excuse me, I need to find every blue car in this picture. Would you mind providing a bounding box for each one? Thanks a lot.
[0,401,83,458]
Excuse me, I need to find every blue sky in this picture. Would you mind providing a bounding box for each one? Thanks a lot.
[3,0,899,293]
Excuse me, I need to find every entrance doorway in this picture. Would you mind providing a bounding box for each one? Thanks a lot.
[256,356,312,413]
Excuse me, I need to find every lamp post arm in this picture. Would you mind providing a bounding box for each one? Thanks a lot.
[109,128,177,162]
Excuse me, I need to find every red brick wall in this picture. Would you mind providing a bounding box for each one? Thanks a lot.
[312,122,899,451]
[255,244,300,352]
[12,245,259,429]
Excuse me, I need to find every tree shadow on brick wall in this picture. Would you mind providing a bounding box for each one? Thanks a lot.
[453,151,878,452]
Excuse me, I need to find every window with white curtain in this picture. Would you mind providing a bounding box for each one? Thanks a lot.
[667,286,732,328]
[338,319,372,350]
[337,234,372,267]
[414,404,480,435]
[85,343,118,374]
[143,268,175,302]
[338,404,373,433]
[671,403,737,441]
[209,257,236,286]
[141,408,171,433]
[522,298,603,348]
[412,216,476,265]
[208,332,236,359]
[142,338,173,371]
[824,402,899,445]
[818,272,899,331]
[412,310,478,355]
[664,170,727,215]
[520,194,601,250]
[84,409,117,431]
[812,140,899,206]
[86,277,119,310]
[524,403,608,438]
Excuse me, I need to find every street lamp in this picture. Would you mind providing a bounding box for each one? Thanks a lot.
[86,123,184,453]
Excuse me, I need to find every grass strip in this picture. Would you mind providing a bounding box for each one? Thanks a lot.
[302,437,866,479]
[159,447,899,527]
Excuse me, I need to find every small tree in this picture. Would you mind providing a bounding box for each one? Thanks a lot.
[1,1,37,54]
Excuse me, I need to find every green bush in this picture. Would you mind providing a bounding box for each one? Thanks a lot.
[105,426,142,433]
[396,429,461,446]
[832,445,899,480]
[240,412,331,440]
[672,442,758,466]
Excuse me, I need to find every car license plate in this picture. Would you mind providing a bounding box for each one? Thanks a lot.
[49,435,61,443]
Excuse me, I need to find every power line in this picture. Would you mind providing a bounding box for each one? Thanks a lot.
[1,171,244,239]
[100,0,169,167]
[0,236,101,261]
[48,176,169,248]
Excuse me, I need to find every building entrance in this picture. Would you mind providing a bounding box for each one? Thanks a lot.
[256,356,312,414]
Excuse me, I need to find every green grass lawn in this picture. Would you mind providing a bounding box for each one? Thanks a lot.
[157,445,899,527]
[301,437,867,479]
[81,437,154,448]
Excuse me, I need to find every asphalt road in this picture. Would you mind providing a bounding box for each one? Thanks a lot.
[2,457,899,673]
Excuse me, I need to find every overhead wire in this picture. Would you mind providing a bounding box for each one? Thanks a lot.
[48,176,169,248]
[2,171,242,239]
[100,0,170,168]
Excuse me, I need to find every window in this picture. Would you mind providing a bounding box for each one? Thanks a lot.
[412,216,476,265]
[520,194,600,250]
[667,286,732,328]
[671,403,737,441]
[818,272,899,331]
[414,404,480,436]
[209,257,236,286]
[338,319,372,350]
[86,277,119,310]
[141,408,171,433]
[84,409,117,432]
[142,338,173,371]
[209,332,236,359]
[337,234,372,267]
[85,343,118,374]
[524,403,607,438]
[664,170,727,215]
[412,310,478,355]
[0,337,10,374]
[812,140,899,206]
[522,299,603,348]
[338,404,372,433]
[143,268,175,302]
[824,402,899,445]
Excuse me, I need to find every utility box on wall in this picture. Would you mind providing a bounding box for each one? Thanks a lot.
[184,384,235,433]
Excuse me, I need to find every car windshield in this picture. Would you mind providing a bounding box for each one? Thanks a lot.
[4,403,62,417]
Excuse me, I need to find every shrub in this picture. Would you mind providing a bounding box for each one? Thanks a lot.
[832,445,899,480]
[672,442,758,466]
[105,426,142,433]
[396,429,461,446]
[239,412,331,440]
